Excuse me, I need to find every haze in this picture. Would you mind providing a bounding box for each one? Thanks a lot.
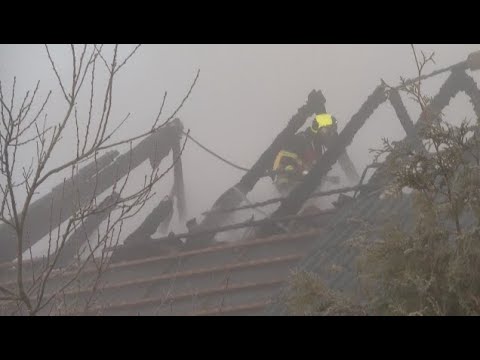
[1,44,479,256]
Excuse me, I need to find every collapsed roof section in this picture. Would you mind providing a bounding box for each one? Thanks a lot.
[0,119,186,264]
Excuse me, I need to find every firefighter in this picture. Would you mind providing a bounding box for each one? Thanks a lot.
[270,113,338,195]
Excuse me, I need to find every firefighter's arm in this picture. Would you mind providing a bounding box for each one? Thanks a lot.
[264,168,277,181]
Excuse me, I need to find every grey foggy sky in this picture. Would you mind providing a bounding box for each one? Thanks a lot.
[2,44,480,242]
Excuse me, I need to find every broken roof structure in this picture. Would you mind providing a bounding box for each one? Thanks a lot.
[1,51,480,315]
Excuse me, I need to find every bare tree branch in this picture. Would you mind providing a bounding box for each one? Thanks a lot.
[152,91,167,130]
[45,45,70,103]
[0,44,196,316]
[114,44,142,74]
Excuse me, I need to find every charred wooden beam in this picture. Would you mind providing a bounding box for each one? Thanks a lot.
[358,52,480,197]
[455,70,480,121]
[117,208,337,253]
[418,68,470,127]
[0,150,118,262]
[364,69,480,194]
[122,197,174,247]
[0,119,183,263]
[201,184,367,216]
[171,127,186,221]
[388,88,424,152]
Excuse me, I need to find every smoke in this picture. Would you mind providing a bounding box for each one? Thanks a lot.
[2,44,480,252]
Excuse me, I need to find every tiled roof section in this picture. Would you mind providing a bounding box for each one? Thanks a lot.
[0,228,324,316]
[266,193,415,315]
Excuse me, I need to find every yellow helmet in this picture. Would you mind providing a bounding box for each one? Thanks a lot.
[311,113,335,134]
